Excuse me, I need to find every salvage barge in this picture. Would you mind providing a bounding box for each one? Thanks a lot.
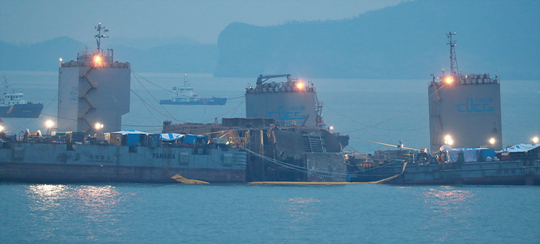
[347,32,540,185]
[347,152,540,185]
[0,139,246,183]
[0,23,246,184]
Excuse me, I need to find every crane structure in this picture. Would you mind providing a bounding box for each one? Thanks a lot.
[256,74,291,85]
[446,31,459,76]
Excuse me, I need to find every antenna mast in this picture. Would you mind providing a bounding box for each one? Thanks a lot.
[95,22,109,52]
[446,31,458,75]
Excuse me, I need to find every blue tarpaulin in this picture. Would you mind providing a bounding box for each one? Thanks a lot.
[496,144,540,153]
[448,148,495,163]
[160,133,185,141]
[183,134,198,144]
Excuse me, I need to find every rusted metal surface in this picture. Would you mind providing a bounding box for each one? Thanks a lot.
[0,142,246,183]
[353,161,540,185]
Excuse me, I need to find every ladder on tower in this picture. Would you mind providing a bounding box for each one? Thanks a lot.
[78,64,98,131]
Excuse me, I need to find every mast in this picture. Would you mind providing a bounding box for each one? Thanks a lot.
[95,22,109,52]
[446,31,459,75]
[3,75,8,90]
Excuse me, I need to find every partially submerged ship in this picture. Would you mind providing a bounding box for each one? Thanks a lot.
[163,74,348,182]
[159,74,226,105]
[0,75,43,118]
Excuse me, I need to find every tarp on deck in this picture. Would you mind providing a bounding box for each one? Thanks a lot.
[160,133,185,141]
[496,144,540,153]
[448,148,495,163]
[111,130,150,135]
[448,148,479,163]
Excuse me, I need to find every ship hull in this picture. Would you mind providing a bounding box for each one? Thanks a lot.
[0,142,246,183]
[0,162,245,183]
[350,161,540,185]
[160,98,227,105]
[0,103,43,118]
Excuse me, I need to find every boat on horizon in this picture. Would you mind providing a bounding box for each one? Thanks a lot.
[0,75,43,118]
[159,74,227,105]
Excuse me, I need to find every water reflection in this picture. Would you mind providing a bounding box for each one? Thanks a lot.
[420,187,477,242]
[75,186,121,209]
[275,197,321,222]
[424,188,473,207]
[27,184,123,219]
[422,187,476,223]
[27,184,68,211]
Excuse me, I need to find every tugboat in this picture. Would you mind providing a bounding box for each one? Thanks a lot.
[159,74,227,105]
[0,75,43,118]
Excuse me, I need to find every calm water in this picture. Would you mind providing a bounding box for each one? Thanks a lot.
[0,184,539,243]
[0,71,538,243]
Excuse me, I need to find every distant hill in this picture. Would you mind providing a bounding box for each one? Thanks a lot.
[215,0,540,79]
[113,43,218,73]
[0,37,218,74]
[0,36,85,72]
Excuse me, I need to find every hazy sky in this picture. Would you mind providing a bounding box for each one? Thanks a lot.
[1,0,406,44]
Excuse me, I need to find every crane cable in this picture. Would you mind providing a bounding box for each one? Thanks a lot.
[131,73,185,122]
[244,147,408,184]
[131,71,244,100]
[201,98,245,123]
[131,71,246,123]
[343,84,446,134]
[324,104,425,132]
[348,135,421,151]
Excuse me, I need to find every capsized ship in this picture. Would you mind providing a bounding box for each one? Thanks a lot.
[0,75,43,118]
[159,74,226,105]
[163,74,349,183]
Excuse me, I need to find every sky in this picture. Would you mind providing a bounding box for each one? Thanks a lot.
[0,0,406,45]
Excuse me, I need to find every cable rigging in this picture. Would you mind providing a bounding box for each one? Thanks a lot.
[343,84,446,134]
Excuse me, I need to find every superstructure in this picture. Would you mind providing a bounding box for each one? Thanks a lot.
[58,23,130,133]
[429,32,502,151]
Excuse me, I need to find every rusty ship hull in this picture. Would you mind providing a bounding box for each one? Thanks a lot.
[349,161,540,185]
[0,142,246,184]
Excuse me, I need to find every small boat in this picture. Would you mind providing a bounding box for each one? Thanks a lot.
[0,75,43,118]
[159,74,226,105]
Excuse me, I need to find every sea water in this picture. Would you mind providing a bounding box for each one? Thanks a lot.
[0,184,539,243]
[0,71,538,243]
